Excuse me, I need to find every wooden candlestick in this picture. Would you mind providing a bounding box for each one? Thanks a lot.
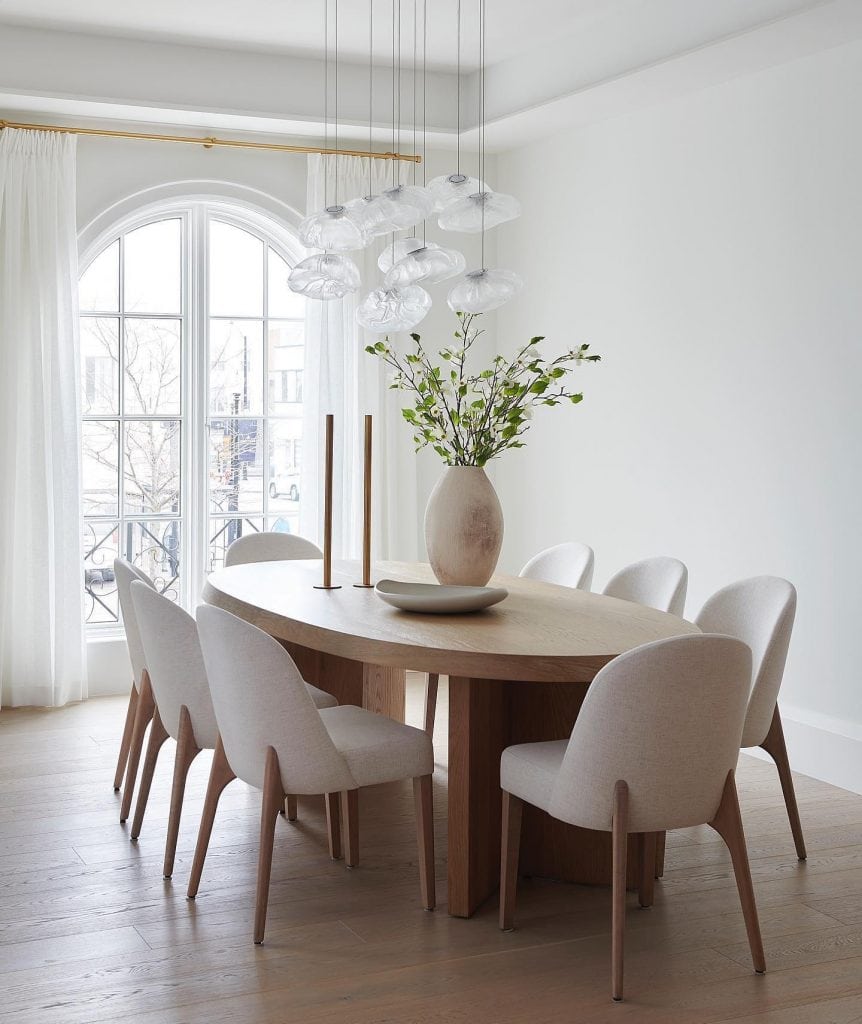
[354,415,374,588]
[314,413,341,590]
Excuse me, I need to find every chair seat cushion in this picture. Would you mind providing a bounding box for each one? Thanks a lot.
[500,740,568,814]
[305,682,338,709]
[319,706,433,788]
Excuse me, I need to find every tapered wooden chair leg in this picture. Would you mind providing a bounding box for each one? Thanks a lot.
[113,684,138,791]
[413,775,435,910]
[120,672,155,823]
[283,795,298,821]
[709,770,766,974]
[637,832,657,908]
[424,674,439,737]
[760,706,806,861]
[654,830,666,878]
[254,747,285,945]
[341,789,360,868]
[612,781,629,1002]
[163,705,201,879]
[130,708,169,840]
[499,790,524,930]
[187,737,235,899]
[325,793,342,860]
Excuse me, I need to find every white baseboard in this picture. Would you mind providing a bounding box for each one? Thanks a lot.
[747,702,862,796]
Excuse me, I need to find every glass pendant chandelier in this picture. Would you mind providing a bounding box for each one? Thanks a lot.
[447,0,523,313]
[375,183,436,232]
[299,205,367,251]
[378,235,425,273]
[428,172,487,211]
[289,253,361,299]
[385,242,466,286]
[357,283,432,332]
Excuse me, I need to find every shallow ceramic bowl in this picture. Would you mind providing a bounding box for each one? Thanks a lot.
[374,579,508,614]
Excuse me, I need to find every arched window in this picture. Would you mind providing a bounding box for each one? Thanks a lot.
[79,199,306,627]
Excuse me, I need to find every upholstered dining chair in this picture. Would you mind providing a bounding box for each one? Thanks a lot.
[224,531,322,567]
[193,604,435,944]
[696,576,805,860]
[519,541,595,590]
[602,556,688,617]
[128,581,219,877]
[113,559,156,822]
[498,634,764,1002]
[421,540,596,739]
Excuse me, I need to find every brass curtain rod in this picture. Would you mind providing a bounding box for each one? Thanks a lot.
[0,119,421,163]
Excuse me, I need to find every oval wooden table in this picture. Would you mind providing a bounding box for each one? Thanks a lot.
[203,559,700,918]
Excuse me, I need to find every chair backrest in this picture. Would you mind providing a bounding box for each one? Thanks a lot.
[224,532,322,567]
[695,576,796,748]
[196,604,356,794]
[549,634,751,834]
[130,582,219,750]
[602,556,688,617]
[114,559,155,689]
[519,542,595,590]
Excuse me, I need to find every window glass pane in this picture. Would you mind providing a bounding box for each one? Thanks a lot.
[124,420,181,516]
[82,421,119,517]
[268,419,303,517]
[124,219,181,314]
[209,320,263,415]
[120,520,181,603]
[83,521,119,624]
[209,418,263,514]
[267,321,305,414]
[80,241,119,312]
[209,221,263,317]
[208,516,264,573]
[80,316,119,415]
[268,249,306,318]
[123,318,181,415]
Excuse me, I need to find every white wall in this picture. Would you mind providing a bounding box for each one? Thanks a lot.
[494,40,862,790]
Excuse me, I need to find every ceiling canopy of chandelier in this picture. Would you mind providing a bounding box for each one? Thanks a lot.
[289,0,522,325]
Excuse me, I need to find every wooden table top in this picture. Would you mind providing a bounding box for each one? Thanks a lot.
[203,560,700,683]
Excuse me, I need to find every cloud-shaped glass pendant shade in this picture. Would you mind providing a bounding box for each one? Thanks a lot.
[377,236,426,274]
[428,172,488,211]
[384,243,466,287]
[447,268,523,313]
[375,185,437,232]
[356,284,432,332]
[288,254,361,300]
[344,194,392,239]
[299,204,368,252]
[438,191,521,233]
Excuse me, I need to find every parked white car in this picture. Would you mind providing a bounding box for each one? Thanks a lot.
[269,468,299,502]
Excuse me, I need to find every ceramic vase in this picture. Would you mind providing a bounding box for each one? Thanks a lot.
[424,466,503,586]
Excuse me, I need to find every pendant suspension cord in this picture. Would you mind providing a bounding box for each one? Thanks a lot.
[456,0,462,176]
[368,0,374,197]
[479,0,486,268]
[412,0,417,188]
[324,0,329,207]
[422,0,427,244]
[390,0,396,260]
[334,0,339,207]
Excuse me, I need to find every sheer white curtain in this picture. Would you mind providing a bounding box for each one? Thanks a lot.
[0,128,86,707]
[300,154,419,561]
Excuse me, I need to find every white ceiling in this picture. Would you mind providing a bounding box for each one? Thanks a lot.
[0,0,828,71]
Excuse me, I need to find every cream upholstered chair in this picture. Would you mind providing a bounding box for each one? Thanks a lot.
[421,541,596,738]
[128,582,219,877]
[602,556,688,617]
[193,604,435,944]
[519,541,595,590]
[696,576,804,860]
[224,531,322,567]
[499,634,763,1002]
[131,583,338,872]
[114,559,156,822]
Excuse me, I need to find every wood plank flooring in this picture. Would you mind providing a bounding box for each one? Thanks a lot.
[1,678,861,1022]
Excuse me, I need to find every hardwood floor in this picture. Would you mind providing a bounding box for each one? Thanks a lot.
[1,677,861,1022]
